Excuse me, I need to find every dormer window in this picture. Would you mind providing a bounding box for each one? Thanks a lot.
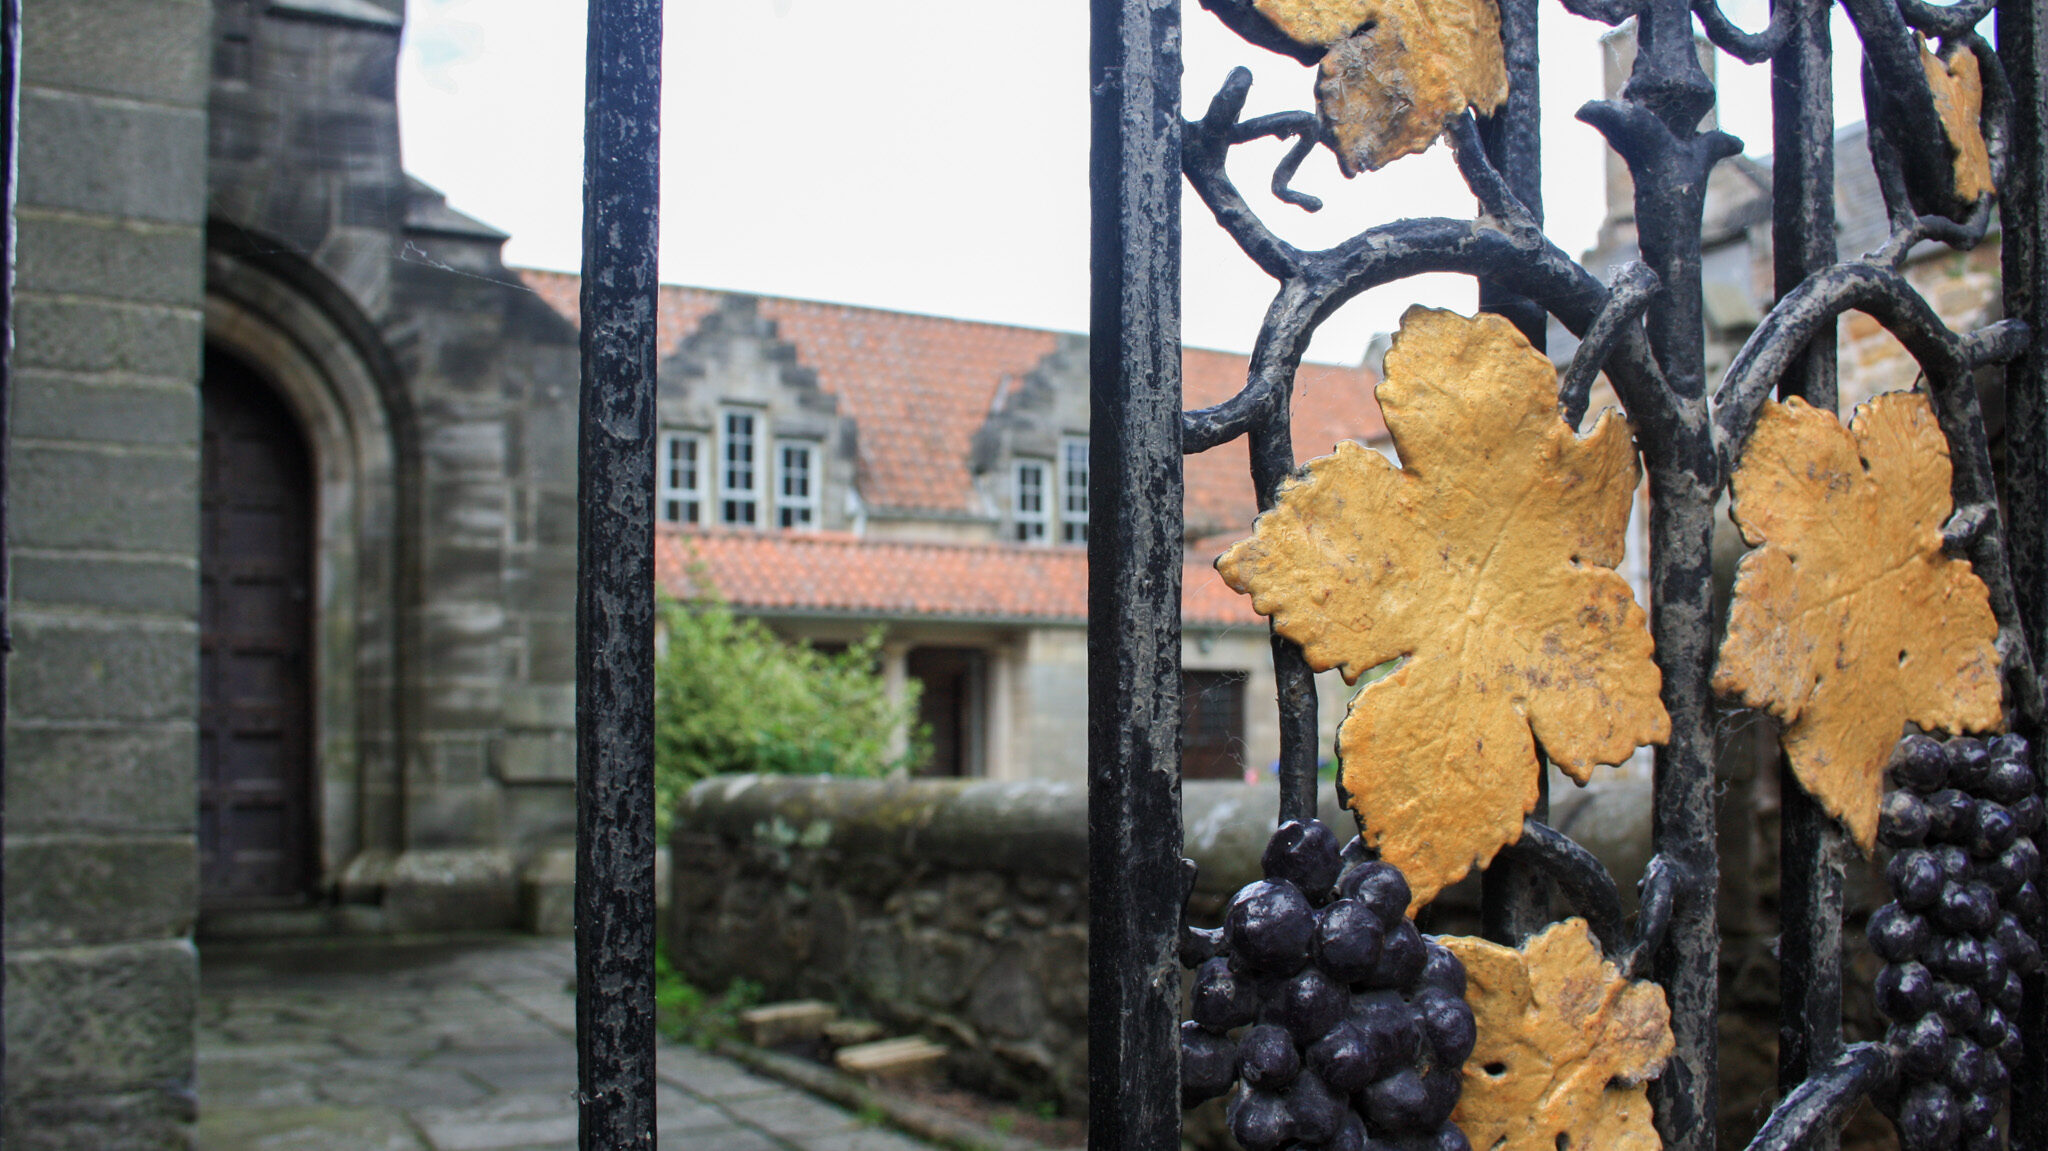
[720,410,760,526]
[658,432,704,524]
[1014,460,1049,543]
[1060,437,1089,544]
[777,441,817,529]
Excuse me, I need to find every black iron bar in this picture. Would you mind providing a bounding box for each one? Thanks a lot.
[1626,853,1684,980]
[0,0,19,1121]
[1581,3,1730,1146]
[1088,0,1186,1146]
[1476,0,1545,352]
[1494,819,1625,949]
[1559,261,1661,429]
[575,0,661,1146]
[1742,1043,1895,1151]
[1248,404,1318,828]
[1768,3,1846,1146]
[1573,12,1730,1151]
[1896,0,1996,36]
[2002,0,2048,1144]
[1692,0,1795,64]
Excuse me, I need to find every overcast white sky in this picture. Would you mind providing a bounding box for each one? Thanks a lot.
[396,0,1864,364]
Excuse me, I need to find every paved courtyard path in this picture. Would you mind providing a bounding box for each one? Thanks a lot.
[199,936,942,1151]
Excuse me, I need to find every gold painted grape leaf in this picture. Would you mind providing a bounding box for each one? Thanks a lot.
[1442,919,1673,1151]
[1713,394,2002,851]
[1216,307,1668,912]
[1922,38,1994,203]
[1252,0,1508,174]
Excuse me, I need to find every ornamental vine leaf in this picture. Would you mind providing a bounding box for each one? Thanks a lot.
[1922,38,1994,203]
[1441,919,1674,1151]
[1251,0,1508,174]
[1216,308,1669,911]
[1713,394,2002,851]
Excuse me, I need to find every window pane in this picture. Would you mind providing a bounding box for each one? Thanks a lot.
[1015,460,1051,543]
[1063,440,1089,515]
[776,442,815,529]
[657,433,702,524]
[1016,463,1043,513]
[720,413,760,527]
[723,413,755,492]
[1060,438,1088,544]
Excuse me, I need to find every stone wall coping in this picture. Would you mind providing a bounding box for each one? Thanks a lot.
[676,774,1368,893]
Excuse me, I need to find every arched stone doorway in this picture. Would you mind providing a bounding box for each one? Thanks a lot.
[200,350,317,904]
[204,239,411,906]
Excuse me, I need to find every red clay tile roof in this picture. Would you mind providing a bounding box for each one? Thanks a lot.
[659,528,1262,627]
[519,269,1385,538]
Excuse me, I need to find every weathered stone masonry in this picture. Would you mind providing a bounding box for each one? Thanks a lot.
[6,1,214,1145]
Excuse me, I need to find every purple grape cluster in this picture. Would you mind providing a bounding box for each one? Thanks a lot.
[1871,734,2043,1151]
[1181,819,1475,1151]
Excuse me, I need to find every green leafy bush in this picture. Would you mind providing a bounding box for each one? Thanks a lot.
[654,942,762,1049]
[654,593,927,832]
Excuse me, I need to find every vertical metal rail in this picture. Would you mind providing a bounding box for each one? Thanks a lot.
[0,0,18,1130]
[1607,2,1729,1146]
[1477,0,1546,352]
[1477,0,1551,945]
[1087,0,1185,1145]
[575,0,661,1147]
[1768,2,1844,1145]
[2000,0,2048,1145]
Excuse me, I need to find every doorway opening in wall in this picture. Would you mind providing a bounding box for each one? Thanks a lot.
[199,347,317,907]
[1181,669,1249,780]
[907,646,986,777]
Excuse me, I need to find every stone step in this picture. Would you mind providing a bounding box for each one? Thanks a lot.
[833,1035,949,1079]
[821,1018,887,1048]
[739,1000,839,1047]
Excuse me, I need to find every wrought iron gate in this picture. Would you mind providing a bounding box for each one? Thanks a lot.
[1086,0,2048,1150]
[568,0,2048,1147]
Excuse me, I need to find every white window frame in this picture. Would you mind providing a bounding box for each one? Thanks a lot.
[776,439,818,529]
[1060,437,1089,544]
[720,409,761,527]
[1013,459,1050,543]
[656,431,705,525]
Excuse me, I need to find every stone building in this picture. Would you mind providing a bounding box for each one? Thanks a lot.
[519,274,1384,783]
[8,0,590,1143]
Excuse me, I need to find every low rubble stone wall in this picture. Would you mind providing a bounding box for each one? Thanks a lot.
[667,769,1831,1144]
[669,775,1358,1111]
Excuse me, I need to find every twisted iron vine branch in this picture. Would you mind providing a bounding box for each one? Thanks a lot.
[1175,0,2045,1143]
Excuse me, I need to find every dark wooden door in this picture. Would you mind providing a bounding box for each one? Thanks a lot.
[907,646,980,777]
[1180,669,1248,780]
[199,350,315,906]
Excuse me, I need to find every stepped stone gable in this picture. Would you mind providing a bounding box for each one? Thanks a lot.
[970,335,1092,471]
[659,294,861,533]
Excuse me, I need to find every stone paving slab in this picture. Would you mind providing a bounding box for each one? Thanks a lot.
[198,936,947,1151]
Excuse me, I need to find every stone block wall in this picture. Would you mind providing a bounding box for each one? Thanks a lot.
[5,0,215,1146]
[200,0,582,919]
